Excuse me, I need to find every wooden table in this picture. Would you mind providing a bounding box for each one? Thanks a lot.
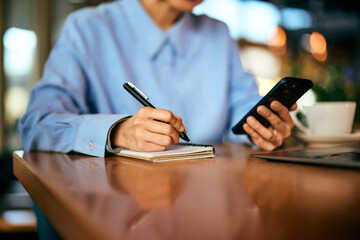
[13,144,360,240]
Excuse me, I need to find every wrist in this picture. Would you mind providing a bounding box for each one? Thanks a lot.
[110,122,122,148]
[108,116,131,150]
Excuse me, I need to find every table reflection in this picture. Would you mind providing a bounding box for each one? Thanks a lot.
[23,152,111,192]
[106,158,186,210]
[243,159,360,239]
[106,158,187,232]
[104,156,260,239]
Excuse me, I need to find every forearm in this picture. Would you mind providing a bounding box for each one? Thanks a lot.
[19,111,129,157]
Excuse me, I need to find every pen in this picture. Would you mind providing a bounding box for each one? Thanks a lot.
[123,82,192,143]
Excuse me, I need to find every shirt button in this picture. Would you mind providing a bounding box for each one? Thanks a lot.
[163,66,169,72]
[87,141,94,151]
[171,99,177,105]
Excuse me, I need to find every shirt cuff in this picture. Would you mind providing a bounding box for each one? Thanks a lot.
[73,114,129,157]
[106,116,132,153]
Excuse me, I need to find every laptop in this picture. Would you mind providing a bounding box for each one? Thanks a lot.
[251,144,360,169]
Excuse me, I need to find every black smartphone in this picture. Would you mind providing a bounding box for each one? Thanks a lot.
[232,77,313,134]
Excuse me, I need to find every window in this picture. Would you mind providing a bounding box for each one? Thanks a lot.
[0,0,107,155]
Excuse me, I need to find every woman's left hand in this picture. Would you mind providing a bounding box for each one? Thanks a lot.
[243,101,297,151]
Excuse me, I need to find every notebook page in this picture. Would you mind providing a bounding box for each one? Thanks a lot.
[117,144,214,158]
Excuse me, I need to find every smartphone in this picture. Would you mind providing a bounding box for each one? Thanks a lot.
[232,77,313,134]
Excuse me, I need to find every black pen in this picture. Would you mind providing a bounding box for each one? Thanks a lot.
[123,82,192,143]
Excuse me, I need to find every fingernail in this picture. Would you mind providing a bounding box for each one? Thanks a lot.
[248,117,255,124]
[272,101,280,109]
[258,106,266,114]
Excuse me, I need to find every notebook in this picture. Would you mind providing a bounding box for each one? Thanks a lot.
[251,144,360,169]
[113,143,215,162]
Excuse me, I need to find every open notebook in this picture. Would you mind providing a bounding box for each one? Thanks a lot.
[113,143,215,162]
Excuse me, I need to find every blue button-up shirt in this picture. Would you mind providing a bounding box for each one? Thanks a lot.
[18,0,260,157]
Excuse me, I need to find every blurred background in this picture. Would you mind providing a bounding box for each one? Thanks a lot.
[0,0,360,238]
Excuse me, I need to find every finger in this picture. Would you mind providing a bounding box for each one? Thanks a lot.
[245,123,283,150]
[171,115,186,133]
[137,131,176,149]
[243,123,277,151]
[144,121,180,144]
[289,103,297,111]
[268,127,284,146]
[134,108,181,144]
[270,101,294,126]
[246,116,279,142]
[257,105,289,136]
[142,108,185,132]
[134,141,167,152]
[137,107,172,122]
[149,108,176,122]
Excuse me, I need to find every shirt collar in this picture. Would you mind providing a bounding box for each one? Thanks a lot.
[121,0,193,59]
[168,12,193,58]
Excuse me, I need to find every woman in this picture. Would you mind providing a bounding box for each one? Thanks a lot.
[19,0,295,157]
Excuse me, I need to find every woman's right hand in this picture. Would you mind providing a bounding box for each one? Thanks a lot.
[110,107,186,151]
